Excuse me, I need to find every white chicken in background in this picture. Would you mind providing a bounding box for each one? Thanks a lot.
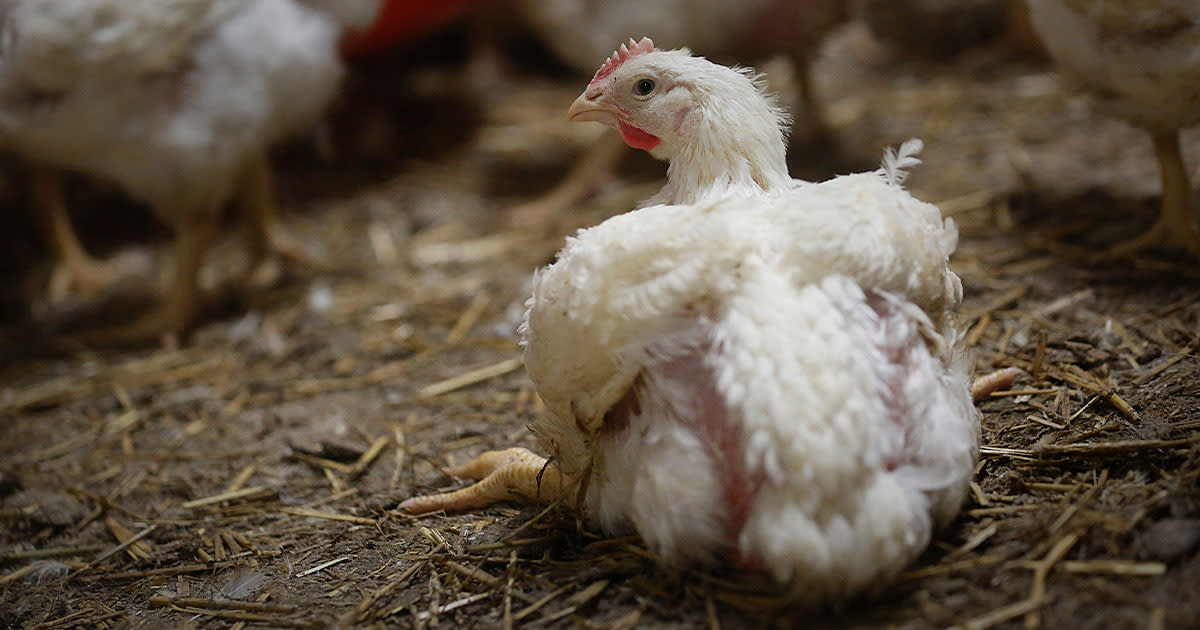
[0,0,380,341]
[404,39,1016,600]
[506,0,849,225]
[1027,0,1200,256]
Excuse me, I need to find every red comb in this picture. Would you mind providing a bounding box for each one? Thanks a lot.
[591,37,655,83]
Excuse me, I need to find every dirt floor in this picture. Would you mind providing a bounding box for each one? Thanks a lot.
[1,21,1199,630]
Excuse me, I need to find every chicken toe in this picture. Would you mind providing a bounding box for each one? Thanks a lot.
[971,367,1022,402]
[400,447,563,514]
[1104,131,1200,258]
[34,168,148,303]
[238,154,323,282]
[73,217,215,347]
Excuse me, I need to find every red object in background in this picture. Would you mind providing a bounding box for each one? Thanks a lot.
[340,0,481,60]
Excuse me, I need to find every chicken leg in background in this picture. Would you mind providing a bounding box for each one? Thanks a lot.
[0,0,380,345]
[1026,0,1200,257]
[505,0,850,227]
[234,153,325,286]
[30,168,150,304]
[856,0,1043,63]
[405,40,1017,601]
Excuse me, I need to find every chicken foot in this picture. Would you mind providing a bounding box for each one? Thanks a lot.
[404,370,1021,515]
[238,153,322,280]
[33,168,148,302]
[1105,130,1200,258]
[399,447,564,514]
[74,215,216,346]
[971,367,1022,403]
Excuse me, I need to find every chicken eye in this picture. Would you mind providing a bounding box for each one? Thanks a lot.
[632,78,656,98]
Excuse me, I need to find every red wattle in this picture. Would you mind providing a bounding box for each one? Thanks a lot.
[618,121,661,151]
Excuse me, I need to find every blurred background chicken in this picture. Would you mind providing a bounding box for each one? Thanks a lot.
[857,0,1042,60]
[0,0,380,343]
[1027,0,1200,256]
[404,40,1015,600]
[505,0,850,225]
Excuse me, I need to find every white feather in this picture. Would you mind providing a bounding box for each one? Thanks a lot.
[521,46,975,602]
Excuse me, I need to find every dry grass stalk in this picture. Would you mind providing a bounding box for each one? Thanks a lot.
[966,504,1039,517]
[25,608,95,630]
[180,486,270,509]
[279,507,376,525]
[902,555,1007,579]
[962,286,1028,320]
[1024,532,1081,629]
[225,465,256,493]
[1132,344,1195,385]
[1057,560,1165,575]
[80,563,218,581]
[289,451,355,474]
[165,606,312,628]
[3,544,106,562]
[957,597,1048,630]
[295,555,351,577]
[1006,559,1167,576]
[418,357,523,399]
[345,561,425,624]
[298,488,358,508]
[513,582,576,622]
[445,560,502,587]
[965,312,991,347]
[414,592,492,622]
[446,291,491,345]
[103,517,154,561]
[955,523,999,556]
[1036,435,1200,457]
[0,564,40,584]
[988,388,1061,397]
[147,597,296,614]
[347,434,390,480]
[1055,365,1139,420]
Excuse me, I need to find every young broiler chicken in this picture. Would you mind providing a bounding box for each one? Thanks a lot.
[404,39,1014,600]
[507,0,849,225]
[0,0,379,341]
[1027,0,1200,256]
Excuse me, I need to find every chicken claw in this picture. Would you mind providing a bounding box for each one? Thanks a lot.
[971,367,1022,402]
[1104,132,1200,258]
[34,168,149,303]
[238,154,323,278]
[400,447,563,514]
[72,217,216,347]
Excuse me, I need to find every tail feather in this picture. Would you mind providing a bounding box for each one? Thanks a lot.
[879,138,924,187]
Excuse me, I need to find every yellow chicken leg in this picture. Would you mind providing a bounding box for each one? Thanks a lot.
[400,447,564,514]
[33,168,147,302]
[76,215,215,346]
[1107,130,1200,257]
[237,153,321,277]
[404,369,1018,516]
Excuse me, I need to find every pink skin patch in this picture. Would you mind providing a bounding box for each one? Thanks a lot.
[652,346,764,572]
[618,120,660,151]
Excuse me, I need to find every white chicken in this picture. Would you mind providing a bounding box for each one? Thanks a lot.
[0,0,379,341]
[507,0,849,225]
[1026,0,1200,256]
[404,39,1013,600]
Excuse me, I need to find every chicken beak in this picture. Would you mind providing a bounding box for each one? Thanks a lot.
[567,91,618,126]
